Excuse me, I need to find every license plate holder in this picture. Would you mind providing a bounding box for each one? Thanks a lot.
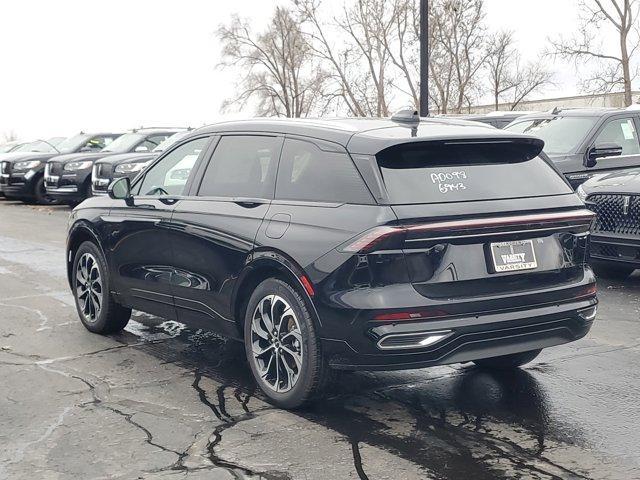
[490,239,538,273]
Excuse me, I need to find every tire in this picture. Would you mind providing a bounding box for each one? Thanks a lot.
[244,278,331,409]
[592,263,635,280]
[34,176,60,205]
[72,241,131,334]
[473,349,541,369]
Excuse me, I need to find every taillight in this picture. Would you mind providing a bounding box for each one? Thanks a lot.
[339,226,405,253]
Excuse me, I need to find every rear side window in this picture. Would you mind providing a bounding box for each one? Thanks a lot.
[376,142,572,204]
[198,135,281,198]
[276,138,372,204]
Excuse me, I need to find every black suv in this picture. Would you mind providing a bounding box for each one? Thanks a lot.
[45,128,183,204]
[0,135,117,204]
[506,107,640,188]
[578,170,640,278]
[66,116,597,408]
[91,130,190,196]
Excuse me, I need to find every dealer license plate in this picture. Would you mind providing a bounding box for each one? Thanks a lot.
[490,239,537,273]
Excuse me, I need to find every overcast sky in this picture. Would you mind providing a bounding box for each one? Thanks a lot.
[0,0,588,139]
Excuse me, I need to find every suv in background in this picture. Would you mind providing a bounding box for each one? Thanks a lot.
[66,115,596,408]
[506,107,640,188]
[92,130,190,195]
[457,111,532,129]
[45,128,183,204]
[578,170,640,279]
[0,135,115,204]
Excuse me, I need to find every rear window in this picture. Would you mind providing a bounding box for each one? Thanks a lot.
[376,141,572,204]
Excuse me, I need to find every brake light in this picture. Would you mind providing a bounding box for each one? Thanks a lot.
[340,226,405,253]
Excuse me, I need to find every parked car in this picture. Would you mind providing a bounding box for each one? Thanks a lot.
[66,114,597,408]
[0,138,62,198]
[46,128,183,204]
[0,140,27,154]
[577,170,640,278]
[456,111,533,129]
[91,130,190,196]
[505,107,640,188]
[0,136,103,203]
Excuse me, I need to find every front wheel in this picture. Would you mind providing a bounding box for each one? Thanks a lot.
[244,278,330,409]
[592,263,635,280]
[72,241,131,334]
[473,349,541,369]
[34,176,60,205]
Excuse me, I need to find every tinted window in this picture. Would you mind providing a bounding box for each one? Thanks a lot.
[137,137,209,196]
[198,135,281,198]
[276,138,372,204]
[594,118,640,156]
[376,142,572,204]
[505,117,598,155]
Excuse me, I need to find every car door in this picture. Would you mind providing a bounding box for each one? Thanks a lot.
[586,115,640,174]
[104,135,212,319]
[169,133,283,337]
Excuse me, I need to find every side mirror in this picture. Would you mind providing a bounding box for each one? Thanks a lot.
[108,177,132,202]
[585,143,623,167]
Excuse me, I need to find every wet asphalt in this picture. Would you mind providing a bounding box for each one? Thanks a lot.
[0,199,639,480]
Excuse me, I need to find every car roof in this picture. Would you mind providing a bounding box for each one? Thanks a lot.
[131,127,186,135]
[513,107,626,121]
[194,117,542,155]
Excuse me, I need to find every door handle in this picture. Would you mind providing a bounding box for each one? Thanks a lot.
[233,198,266,208]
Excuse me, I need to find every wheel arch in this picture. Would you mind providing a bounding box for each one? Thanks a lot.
[66,221,106,289]
[231,250,321,338]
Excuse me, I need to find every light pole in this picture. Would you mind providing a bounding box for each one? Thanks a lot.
[419,0,429,117]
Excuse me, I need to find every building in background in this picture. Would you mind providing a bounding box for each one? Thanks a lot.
[470,91,640,114]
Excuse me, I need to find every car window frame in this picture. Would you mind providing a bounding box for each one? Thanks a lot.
[589,114,640,161]
[131,134,215,200]
[271,134,375,207]
[193,132,284,203]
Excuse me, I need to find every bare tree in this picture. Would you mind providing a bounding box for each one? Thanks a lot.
[486,31,553,110]
[1,130,18,143]
[549,0,639,106]
[218,7,328,117]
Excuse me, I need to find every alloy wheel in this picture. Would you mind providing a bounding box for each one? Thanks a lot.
[250,294,303,393]
[75,253,103,323]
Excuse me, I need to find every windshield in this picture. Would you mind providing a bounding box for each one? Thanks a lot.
[55,134,92,154]
[376,142,571,204]
[102,133,145,153]
[505,117,598,155]
[153,131,189,152]
[0,143,19,153]
[14,140,59,153]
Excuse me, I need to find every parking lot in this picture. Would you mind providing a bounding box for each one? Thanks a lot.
[0,199,639,480]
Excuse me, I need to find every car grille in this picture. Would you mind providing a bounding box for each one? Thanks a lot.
[1,161,10,174]
[47,162,63,176]
[97,163,112,177]
[588,194,640,236]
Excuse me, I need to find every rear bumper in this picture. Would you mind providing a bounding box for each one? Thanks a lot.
[589,234,640,267]
[322,297,597,370]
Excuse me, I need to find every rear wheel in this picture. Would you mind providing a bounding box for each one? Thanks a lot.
[473,349,541,369]
[34,176,60,205]
[72,241,131,334]
[244,278,330,409]
[592,263,635,280]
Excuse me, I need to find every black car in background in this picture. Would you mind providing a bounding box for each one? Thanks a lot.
[66,115,596,408]
[45,128,182,204]
[92,130,190,196]
[0,136,108,204]
[505,107,640,188]
[578,170,640,278]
